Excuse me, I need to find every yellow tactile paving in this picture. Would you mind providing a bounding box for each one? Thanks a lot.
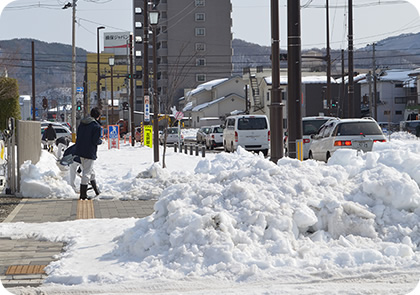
[6,264,46,275]
[76,200,95,219]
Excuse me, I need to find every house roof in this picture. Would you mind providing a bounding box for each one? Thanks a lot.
[184,94,244,112]
[264,75,339,85]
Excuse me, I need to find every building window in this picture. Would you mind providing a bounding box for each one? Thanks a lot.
[135,50,142,57]
[266,92,270,101]
[195,0,205,6]
[161,11,167,19]
[196,74,206,82]
[195,43,206,52]
[395,83,404,88]
[161,56,168,64]
[135,7,142,14]
[395,97,407,104]
[196,58,206,66]
[135,36,142,43]
[195,28,206,36]
[161,41,168,48]
[135,22,142,28]
[384,110,391,115]
[161,26,167,33]
[396,110,403,115]
[195,13,205,21]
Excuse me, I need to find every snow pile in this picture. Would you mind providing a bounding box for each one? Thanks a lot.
[116,138,420,281]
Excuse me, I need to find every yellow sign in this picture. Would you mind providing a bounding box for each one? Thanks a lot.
[144,125,153,148]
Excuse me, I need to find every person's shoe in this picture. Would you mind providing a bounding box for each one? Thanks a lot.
[90,180,101,196]
[79,184,89,200]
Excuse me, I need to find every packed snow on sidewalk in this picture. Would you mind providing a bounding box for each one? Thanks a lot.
[1,132,420,294]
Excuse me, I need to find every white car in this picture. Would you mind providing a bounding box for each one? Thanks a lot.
[159,127,184,145]
[205,125,224,149]
[223,114,270,156]
[302,116,337,159]
[308,118,386,162]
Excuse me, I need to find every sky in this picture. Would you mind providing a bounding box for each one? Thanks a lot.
[1,130,420,294]
[0,0,419,53]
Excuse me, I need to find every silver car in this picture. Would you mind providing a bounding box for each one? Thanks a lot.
[308,118,386,162]
[159,127,184,145]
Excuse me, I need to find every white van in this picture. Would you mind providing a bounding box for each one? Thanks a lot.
[222,115,270,156]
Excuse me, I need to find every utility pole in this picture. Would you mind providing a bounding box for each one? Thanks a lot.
[129,34,135,147]
[372,42,378,120]
[326,0,331,114]
[341,49,345,118]
[287,0,303,160]
[71,0,77,139]
[143,0,149,125]
[348,0,354,118]
[270,0,283,163]
[31,41,36,121]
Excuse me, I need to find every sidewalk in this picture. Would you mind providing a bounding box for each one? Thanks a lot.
[0,198,156,289]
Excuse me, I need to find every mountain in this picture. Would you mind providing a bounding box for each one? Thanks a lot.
[1,33,420,103]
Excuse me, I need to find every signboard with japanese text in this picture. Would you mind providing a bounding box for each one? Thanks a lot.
[144,95,150,122]
[144,125,153,148]
[104,32,130,55]
[108,125,120,149]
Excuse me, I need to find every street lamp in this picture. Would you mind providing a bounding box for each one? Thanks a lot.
[149,10,159,163]
[108,56,115,125]
[97,26,105,110]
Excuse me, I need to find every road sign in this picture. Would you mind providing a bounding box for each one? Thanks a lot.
[144,125,153,148]
[108,125,120,149]
[144,95,150,122]
[175,111,184,120]
[76,87,84,93]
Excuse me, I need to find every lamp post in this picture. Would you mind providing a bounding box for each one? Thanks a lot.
[97,26,105,110]
[149,10,159,163]
[109,56,115,125]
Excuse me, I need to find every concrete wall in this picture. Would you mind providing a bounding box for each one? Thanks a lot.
[17,121,41,168]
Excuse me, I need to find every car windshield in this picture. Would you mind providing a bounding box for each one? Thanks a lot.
[303,119,330,135]
[336,122,383,136]
[168,128,178,134]
[212,127,223,133]
[238,118,267,130]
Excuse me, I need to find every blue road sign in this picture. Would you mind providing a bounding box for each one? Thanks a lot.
[76,87,84,93]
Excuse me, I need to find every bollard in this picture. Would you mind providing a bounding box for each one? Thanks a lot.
[184,144,188,154]
[190,144,193,155]
[179,143,183,153]
[174,142,177,153]
[195,145,199,156]
[201,146,205,157]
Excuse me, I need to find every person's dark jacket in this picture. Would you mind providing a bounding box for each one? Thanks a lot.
[45,126,57,140]
[74,117,102,160]
[63,144,81,164]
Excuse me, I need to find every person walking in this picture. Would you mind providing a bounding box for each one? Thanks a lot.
[44,124,57,152]
[74,107,103,200]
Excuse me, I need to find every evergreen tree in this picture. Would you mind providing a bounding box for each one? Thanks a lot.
[0,77,21,131]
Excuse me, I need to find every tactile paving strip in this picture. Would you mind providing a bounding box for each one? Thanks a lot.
[76,199,95,219]
[6,265,46,275]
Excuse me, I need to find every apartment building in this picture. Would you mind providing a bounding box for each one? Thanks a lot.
[133,0,233,115]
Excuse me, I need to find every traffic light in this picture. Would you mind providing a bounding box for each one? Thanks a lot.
[123,102,129,110]
[76,100,82,111]
[280,53,288,61]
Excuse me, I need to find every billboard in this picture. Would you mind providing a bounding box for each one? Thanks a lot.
[104,32,131,55]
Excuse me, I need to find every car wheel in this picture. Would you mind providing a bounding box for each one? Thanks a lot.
[231,142,234,152]
[262,149,268,157]
[309,151,313,160]
[326,152,331,162]
[210,141,214,150]
[224,141,228,152]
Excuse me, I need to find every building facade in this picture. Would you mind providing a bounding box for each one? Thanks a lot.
[132,0,233,115]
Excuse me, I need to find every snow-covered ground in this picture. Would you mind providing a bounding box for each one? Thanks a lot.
[1,131,420,294]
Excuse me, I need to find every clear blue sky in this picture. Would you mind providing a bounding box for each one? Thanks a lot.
[0,0,419,52]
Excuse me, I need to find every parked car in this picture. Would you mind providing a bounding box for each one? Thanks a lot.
[205,125,224,149]
[302,116,337,159]
[400,120,420,135]
[222,114,270,156]
[159,127,184,145]
[308,118,386,162]
[196,126,211,144]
